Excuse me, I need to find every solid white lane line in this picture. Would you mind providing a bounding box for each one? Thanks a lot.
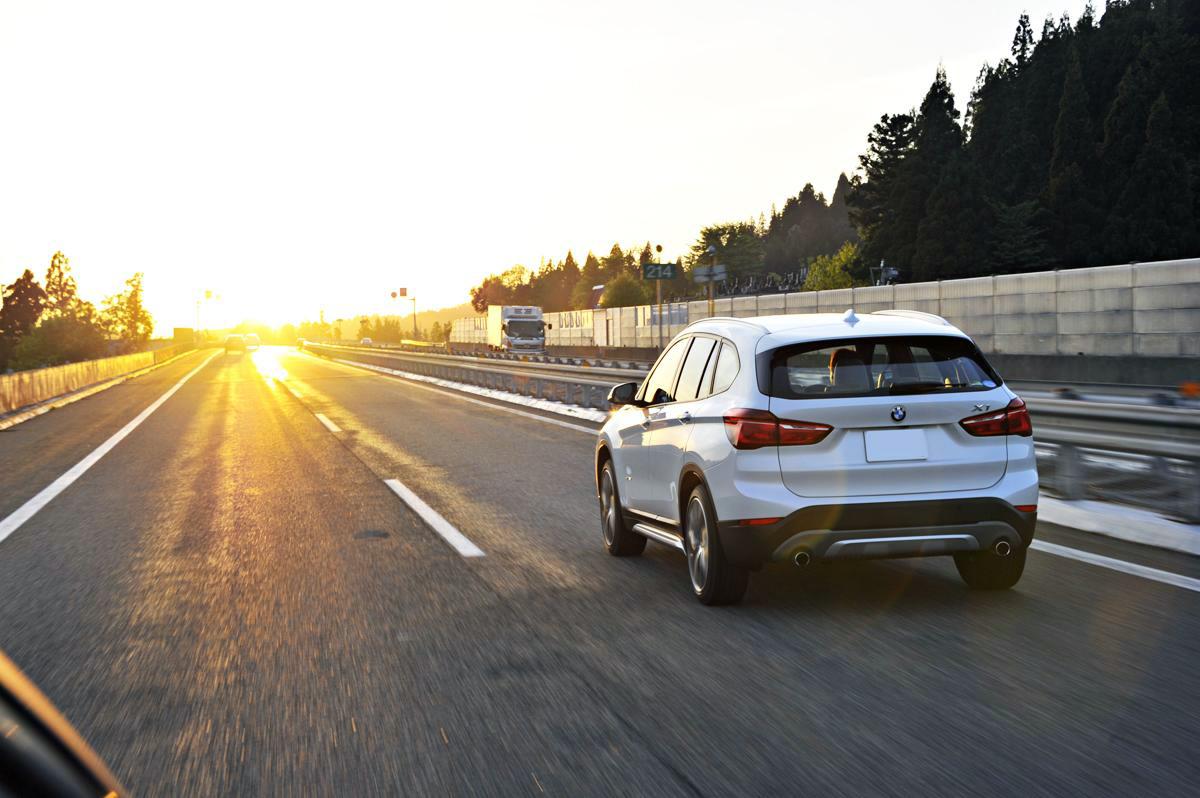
[1031,540,1200,593]
[0,350,220,545]
[384,478,485,558]
[320,356,598,435]
[314,413,341,433]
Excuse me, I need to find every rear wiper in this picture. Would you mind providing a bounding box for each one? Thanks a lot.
[887,382,947,395]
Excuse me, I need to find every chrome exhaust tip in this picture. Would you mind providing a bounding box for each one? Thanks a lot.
[993,540,1013,558]
[794,551,812,568]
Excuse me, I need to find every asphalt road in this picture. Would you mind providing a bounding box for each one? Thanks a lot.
[1,346,1198,796]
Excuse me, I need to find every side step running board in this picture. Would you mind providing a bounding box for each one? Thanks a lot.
[631,523,685,552]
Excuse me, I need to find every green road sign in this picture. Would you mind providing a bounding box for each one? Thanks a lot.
[642,262,678,280]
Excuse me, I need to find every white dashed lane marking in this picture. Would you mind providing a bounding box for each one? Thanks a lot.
[384,478,485,558]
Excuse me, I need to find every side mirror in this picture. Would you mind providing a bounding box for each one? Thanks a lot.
[0,649,125,796]
[607,381,639,407]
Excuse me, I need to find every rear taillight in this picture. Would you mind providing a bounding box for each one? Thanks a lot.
[723,409,832,450]
[959,397,1033,437]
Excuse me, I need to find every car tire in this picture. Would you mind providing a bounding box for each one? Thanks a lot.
[954,546,1026,590]
[598,460,646,557]
[683,483,748,606]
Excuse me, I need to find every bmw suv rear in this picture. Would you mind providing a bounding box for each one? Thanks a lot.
[594,310,1038,605]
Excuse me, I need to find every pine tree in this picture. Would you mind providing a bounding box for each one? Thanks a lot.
[847,113,916,275]
[1012,14,1036,67]
[100,273,154,347]
[570,252,605,309]
[987,200,1053,274]
[1105,93,1196,260]
[1100,36,1160,202]
[601,244,626,282]
[43,251,81,320]
[1043,45,1103,267]
[913,154,992,281]
[891,68,964,276]
[827,173,858,248]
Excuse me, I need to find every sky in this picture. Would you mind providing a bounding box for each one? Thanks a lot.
[0,1,1089,330]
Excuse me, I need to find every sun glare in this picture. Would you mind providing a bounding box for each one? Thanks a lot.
[251,347,290,384]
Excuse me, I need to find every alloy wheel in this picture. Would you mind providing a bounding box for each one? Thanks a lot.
[685,496,709,593]
[600,469,617,547]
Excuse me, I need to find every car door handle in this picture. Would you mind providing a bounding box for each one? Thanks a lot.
[641,417,653,428]
[679,411,693,424]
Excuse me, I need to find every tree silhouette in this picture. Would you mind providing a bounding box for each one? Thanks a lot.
[0,270,47,368]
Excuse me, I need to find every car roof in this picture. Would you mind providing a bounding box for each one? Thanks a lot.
[684,310,969,348]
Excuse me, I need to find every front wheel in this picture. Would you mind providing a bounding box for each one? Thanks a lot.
[954,546,1026,590]
[683,484,748,605]
[598,461,645,557]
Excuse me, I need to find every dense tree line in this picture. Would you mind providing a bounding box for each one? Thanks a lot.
[468,186,859,313]
[851,0,1200,281]
[467,0,1197,313]
[0,252,154,371]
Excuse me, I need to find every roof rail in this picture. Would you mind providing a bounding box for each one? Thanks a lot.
[871,309,951,326]
[686,316,771,333]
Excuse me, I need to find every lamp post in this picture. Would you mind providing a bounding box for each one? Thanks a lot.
[655,244,663,349]
[195,289,215,342]
[392,289,418,339]
[705,244,717,316]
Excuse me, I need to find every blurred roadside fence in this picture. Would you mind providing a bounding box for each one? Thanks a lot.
[0,344,192,416]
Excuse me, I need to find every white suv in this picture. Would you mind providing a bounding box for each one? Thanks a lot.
[594,311,1039,605]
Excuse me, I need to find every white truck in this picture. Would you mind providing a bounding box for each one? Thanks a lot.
[450,305,546,354]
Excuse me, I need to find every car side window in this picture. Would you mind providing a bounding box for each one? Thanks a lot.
[640,338,691,404]
[674,337,717,402]
[709,342,740,394]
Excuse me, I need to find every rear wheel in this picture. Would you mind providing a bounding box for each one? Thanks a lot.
[599,460,645,556]
[954,546,1026,590]
[684,483,748,605]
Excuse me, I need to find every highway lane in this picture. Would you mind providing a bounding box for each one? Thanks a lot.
[0,349,693,795]
[278,348,1200,796]
[0,346,1197,795]
[0,349,213,525]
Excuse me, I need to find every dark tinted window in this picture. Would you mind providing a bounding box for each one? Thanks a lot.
[710,342,740,394]
[641,338,690,403]
[675,337,717,402]
[767,335,1000,399]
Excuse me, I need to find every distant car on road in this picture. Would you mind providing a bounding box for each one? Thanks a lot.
[595,310,1038,605]
[224,334,246,353]
[244,333,261,350]
[360,337,373,346]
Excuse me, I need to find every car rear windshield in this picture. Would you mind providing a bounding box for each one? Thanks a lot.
[765,335,1001,399]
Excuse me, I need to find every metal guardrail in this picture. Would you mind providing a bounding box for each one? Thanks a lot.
[322,339,652,372]
[305,342,1200,522]
[307,343,617,411]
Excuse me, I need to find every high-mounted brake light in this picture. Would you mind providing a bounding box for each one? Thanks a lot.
[723,409,832,450]
[959,397,1033,437]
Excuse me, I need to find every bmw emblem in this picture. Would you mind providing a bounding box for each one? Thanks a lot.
[890,406,907,423]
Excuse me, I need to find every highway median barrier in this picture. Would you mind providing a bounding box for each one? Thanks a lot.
[0,344,193,418]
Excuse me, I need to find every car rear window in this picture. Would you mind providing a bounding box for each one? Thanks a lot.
[766,335,1001,399]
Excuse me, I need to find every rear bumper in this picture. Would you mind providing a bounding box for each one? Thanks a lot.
[718,498,1037,569]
